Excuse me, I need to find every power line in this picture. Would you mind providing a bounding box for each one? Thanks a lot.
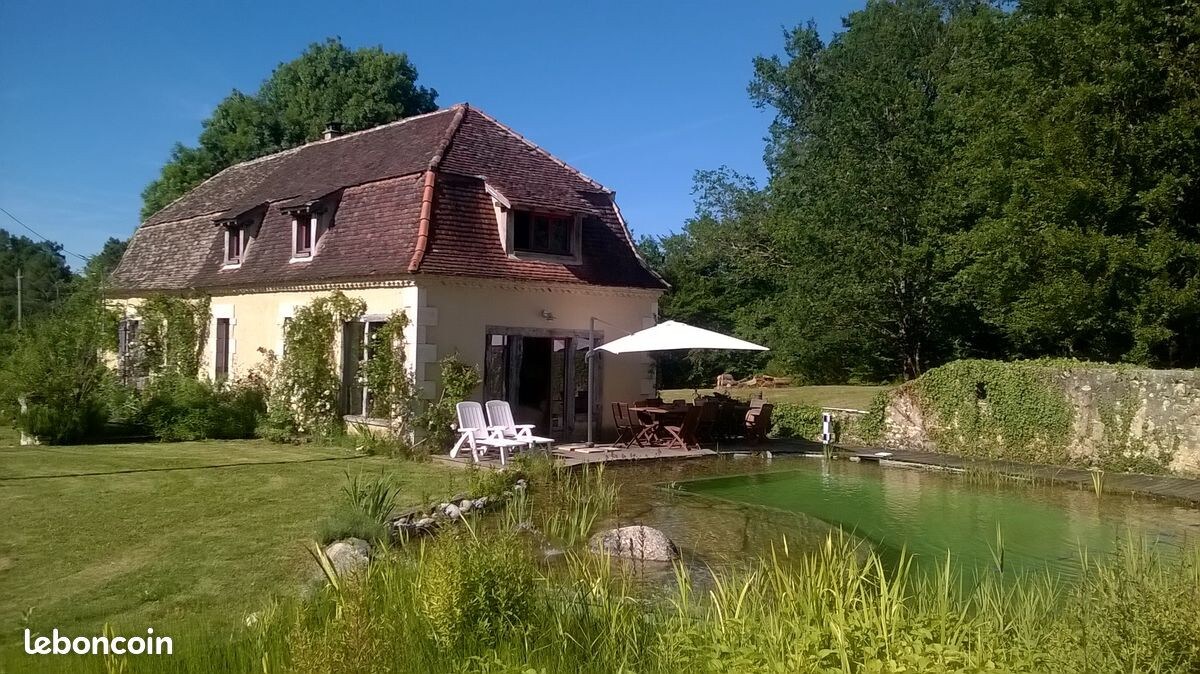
[0,205,91,263]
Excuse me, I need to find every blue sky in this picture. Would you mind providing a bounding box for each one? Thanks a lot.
[0,0,862,264]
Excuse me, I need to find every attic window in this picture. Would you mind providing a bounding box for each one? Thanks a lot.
[291,210,328,261]
[224,225,248,265]
[514,211,574,256]
[294,217,313,258]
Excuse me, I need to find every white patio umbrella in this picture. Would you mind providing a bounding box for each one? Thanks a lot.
[596,320,770,355]
[585,320,768,445]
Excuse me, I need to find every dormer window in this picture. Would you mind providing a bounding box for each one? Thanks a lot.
[514,211,575,256]
[216,204,264,268]
[224,225,248,266]
[288,207,330,261]
[294,216,314,258]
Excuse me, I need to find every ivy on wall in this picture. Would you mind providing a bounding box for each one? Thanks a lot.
[135,295,212,379]
[422,355,481,450]
[909,360,1074,465]
[1094,392,1178,474]
[361,310,418,435]
[262,291,365,440]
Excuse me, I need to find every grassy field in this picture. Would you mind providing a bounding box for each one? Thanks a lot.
[659,384,892,411]
[0,431,462,652]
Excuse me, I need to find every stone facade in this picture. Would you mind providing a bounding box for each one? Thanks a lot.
[879,365,1200,475]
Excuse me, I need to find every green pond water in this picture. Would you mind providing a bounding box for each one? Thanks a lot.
[603,457,1200,578]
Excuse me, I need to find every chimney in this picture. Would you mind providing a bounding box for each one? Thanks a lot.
[322,121,343,140]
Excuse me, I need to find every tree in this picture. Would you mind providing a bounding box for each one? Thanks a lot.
[141,38,438,218]
[660,0,1200,383]
[639,168,775,387]
[83,237,128,280]
[0,276,115,443]
[748,0,960,380]
[0,229,74,331]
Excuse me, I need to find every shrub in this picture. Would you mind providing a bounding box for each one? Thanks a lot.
[769,402,822,440]
[0,278,115,444]
[316,471,398,544]
[420,355,481,450]
[137,376,265,441]
[317,503,390,544]
[264,292,365,441]
[419,529,534,645]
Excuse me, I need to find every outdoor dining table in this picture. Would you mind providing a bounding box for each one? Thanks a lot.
[628,404,689,444]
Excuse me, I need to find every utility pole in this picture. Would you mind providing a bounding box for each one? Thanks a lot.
[15,267,22,330]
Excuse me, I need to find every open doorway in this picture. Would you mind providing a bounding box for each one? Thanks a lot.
[483,328,600,440]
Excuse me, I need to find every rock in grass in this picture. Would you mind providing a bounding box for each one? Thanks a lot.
[588,525,679,562]
[323,538,370,576]
[443,503,462,519]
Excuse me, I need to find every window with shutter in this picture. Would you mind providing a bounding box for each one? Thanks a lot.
[215,318,231,381]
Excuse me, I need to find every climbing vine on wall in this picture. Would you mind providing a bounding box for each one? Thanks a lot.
[910,360,1074,465]
[1094,391,1178,474]
[262,291,365,441]
[361,310,418,435]
[421,355,481,450]
[135,295,211,379]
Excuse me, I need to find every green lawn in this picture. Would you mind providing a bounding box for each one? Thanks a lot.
[660,384,893,411]
[0,431,462,650]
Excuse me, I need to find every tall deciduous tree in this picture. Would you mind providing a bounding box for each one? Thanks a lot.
[749,0,959,381]
[141,38,438,218]
[654,0,1200,385]
[83,237,128,280]
[0,229,74,331]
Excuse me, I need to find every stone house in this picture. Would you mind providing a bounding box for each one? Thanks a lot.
[109,104,666,439]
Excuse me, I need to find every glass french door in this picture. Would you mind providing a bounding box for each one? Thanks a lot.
[483,330,600,439]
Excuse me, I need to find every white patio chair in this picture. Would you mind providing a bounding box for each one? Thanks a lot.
[450,401,524,465]
[485,399,555,449]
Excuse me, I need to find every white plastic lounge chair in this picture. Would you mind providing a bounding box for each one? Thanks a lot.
[485,399,555,449]
[450,401,524,465]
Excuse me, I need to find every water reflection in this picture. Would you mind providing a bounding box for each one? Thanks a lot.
[597,456,1200,580]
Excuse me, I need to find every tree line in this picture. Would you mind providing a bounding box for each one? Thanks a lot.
[641,0,1200,386]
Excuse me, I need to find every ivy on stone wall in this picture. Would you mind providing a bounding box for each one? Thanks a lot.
[262,291,365,441]
[1095,391,1178,474]
[135,295,211,379]
[908,360,1074,465]
[857,391,890,444]
[361,310,418,435]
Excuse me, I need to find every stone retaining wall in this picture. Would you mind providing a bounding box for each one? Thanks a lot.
[879,364,1200,475]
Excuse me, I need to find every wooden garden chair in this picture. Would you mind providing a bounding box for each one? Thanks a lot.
[744,403,774,445]
[662,404,703,451]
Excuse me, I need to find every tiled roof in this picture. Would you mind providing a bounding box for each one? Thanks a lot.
[111,104,665,294]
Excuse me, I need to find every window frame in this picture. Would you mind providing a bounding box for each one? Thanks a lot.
[214,317,231,381]
[511,210,580,259]
[291,211,328,262]
[224,226,247,266]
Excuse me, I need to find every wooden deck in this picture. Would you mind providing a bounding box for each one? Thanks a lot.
[432,443,717,469]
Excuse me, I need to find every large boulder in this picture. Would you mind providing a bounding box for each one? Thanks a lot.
[588,525,679,562]
[323,538,370,576]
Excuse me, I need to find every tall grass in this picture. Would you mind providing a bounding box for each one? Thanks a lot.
[8,473,1199,674]
[542,465,617,547]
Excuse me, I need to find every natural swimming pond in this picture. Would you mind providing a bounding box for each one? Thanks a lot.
[604,457,1200,578]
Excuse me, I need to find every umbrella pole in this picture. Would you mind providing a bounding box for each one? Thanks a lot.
[586,316,595,447]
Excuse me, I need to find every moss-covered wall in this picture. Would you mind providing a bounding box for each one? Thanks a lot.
[874,360,1200,475]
